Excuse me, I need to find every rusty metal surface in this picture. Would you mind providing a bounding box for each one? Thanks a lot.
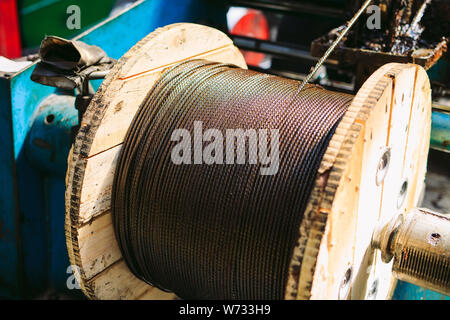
[311,0,449,88]
[112,60,353,299]
[311,34,448,71]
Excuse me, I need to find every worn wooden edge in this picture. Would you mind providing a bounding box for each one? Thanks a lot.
[65,23,247,300]
[286,63,431,300]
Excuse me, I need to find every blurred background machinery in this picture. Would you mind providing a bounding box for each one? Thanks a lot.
[0,0,448,299]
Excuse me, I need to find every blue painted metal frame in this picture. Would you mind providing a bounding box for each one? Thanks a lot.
[431,110,450,153]
[0,75,23,298]
[394,281,449,300]
[0,0,227,298]
[0,0,447,299]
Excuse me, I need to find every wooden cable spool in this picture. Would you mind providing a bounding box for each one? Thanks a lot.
[65,23,431,300]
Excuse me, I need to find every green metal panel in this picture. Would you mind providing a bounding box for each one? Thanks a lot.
[19,0,116,49]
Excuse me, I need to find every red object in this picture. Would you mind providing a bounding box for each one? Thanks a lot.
[231,9,269,67]
[0,0,22,58]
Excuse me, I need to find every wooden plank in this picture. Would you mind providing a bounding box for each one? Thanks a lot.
[77,212,121,279]
[138,287,177,300]
[402,67,431,208]
[87,260,176,300]
[79,146,121,223]
[357,65,415,300]
[365,66,416,300]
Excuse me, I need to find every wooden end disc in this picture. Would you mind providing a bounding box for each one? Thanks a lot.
[65,23,247,300]
[285,63,431,300]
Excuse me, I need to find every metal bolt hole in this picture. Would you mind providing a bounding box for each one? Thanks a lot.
[376,148,391,186]
[397,180,408,209]
[45,114,55,125]
[428,233,441,246]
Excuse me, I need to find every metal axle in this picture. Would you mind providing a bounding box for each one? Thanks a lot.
[372,208,450,296]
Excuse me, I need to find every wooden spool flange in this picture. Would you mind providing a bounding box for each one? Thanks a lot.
[65,23,431,300]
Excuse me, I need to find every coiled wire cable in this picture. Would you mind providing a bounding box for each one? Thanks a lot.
[112,59,353,299]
